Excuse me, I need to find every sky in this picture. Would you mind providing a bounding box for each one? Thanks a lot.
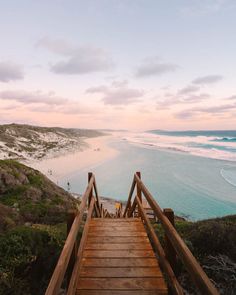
[0,0,236,131]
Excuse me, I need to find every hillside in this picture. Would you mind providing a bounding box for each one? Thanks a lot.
[0,160,235,294]
[0,160,77,224]
[0,160,80,295]
[0,123,104,161]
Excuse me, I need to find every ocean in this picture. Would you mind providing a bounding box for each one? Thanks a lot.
[60,130,236,221]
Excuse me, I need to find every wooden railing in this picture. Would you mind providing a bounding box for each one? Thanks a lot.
[46,171,219,295]
[45,173,101,295]
[123,172,219,295]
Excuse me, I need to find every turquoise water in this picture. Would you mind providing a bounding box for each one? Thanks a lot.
[60,140,236,221]
[147,130,236,158]
[149,130,236,138]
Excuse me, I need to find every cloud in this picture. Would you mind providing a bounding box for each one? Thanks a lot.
[37,37,114,75]
[178,85,200,95]
[36,37,74,55]
[227,95,236,100]
[175,103,236,119]
[182,93,210,102]
[175,110,195,119]
[28,103,94,115]
[181,0,234,15]
[192,75,223,85]
[0,61,24,82]
[0,90,68,105]
[156,93,210,109]
[135,57,179,78]
[0,89,96,115]
[86,81,144,105]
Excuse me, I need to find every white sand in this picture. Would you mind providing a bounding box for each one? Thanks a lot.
[27,135,119,182]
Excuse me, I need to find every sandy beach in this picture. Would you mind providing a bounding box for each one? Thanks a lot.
[28,134,119,183]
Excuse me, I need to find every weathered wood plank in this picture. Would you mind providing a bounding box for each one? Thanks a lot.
[89,223,143,227]
[88,231,147,237]
[81,258,158,267]
[88,227,146,233]
[90,218,141,222]
[89,225,145,231]
[83,250,155,258]
[76,290,167,295]
[85,243,152,250]
[87,236,150,243]
[80,267,162,278]
[77,277,167,290]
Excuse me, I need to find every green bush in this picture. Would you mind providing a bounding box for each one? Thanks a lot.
[27,174,43,187]
[1,186,28,206]
[0,225,66,295]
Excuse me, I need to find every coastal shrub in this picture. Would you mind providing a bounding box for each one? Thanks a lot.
[0,159,23,169]
[0,160,77,224]
[153,216,236,261]
[0,225,66,295]
[177,216,236,260]
[19,201,68,224]
[27,174,44,187]
[0,185,28,206]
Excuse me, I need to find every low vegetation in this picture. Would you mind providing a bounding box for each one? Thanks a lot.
[0,160,79,295]
[0,160,235,294]
[154,215,236,294]
[0,123,104,160]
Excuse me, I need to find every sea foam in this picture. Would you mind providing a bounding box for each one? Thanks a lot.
[220,168,236,187]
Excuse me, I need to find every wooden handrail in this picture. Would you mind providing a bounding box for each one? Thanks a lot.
[45,174,96,295]
[123,176,136,217]
[135,196,184,295]
[128,197,137,217]
[46,171,219,295]
[67,197,95,295]
[124,172,219,295]
[93,177,101,216]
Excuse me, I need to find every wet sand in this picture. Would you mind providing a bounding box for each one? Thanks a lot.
[28,135,119,183]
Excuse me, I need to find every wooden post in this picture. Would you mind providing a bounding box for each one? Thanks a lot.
[136,172,142,217]
[66,210,77,288]
[88,172,93,206]
[120,203,123,217]
[163,208,177,275]
[101,203,103,218]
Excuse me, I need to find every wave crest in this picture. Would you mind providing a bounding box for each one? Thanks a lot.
[220,168,236,187]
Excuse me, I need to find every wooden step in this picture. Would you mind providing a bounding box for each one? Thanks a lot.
[81,258,159,267]
[80,267,162,277]
[76,218,168,294]
[85,242,152,250]
[77,290,167,295]
[77,277,167,290]
[83,250,155,258]
[87,236,150,244]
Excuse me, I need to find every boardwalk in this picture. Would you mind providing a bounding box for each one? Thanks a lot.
[45,172,219,295]
[77,218,167,294]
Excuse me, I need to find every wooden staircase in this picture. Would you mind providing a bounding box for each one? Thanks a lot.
[77,218,167,294]
[45,172,220,295]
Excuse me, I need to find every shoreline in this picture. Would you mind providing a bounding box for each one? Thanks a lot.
[72,193,188,220]
[72,193,126,215]
[27,134,119,183]
[15,132,236,220]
